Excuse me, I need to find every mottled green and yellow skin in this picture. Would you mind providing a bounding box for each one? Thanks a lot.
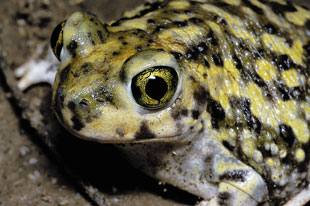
[51,0,310,205]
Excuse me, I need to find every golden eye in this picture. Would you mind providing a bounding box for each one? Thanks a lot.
[131,66,178,109]
[50,20,66,61]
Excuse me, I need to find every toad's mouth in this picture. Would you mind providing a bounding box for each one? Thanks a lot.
[60,119,191,144]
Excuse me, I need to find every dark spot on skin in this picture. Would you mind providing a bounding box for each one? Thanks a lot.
[248,69,267,88]
[68,101,76,112]
[203,73,208,79]
[186,47,199,60]
[197,42,208,53]
[304,41,310,56]
[67,101,85,131]
[242,0,264,15]
[73,72,80,78]
[220,170,248,182]
[147,19,156,25]
[154,25,166,32]
[97,30,104,43]
[191,110,200,119]
[122,41,128,46]
[135,121,156,140]
[232,55,242,70]
[274,54,295,70]
[230,98,261,134]
[171,52,182,60]
[223,140,235,152]
[211,53,223,67]
[279,124,296,147]
[189,17,203,24]
[171,107,188,120]
[204,58,210,68]
[194,86,209,104]
[184,10,191,15]
[205,30,218,46]
[264,23,277,34]
[173,20,188,27]
[66,40,78,58]
[269,1,297,15]
[218,192,231,206]
[113,51,120,56]
[189,1,197,5]
[59,64,71,84]
[118,36,124,40]
[71,115,85,131]
[136,46,143,52]
[207,99,225,129]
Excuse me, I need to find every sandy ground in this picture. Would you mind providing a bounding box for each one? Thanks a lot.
[0,0,309,206]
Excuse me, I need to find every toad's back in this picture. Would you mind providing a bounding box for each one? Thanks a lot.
[51,0,310,205]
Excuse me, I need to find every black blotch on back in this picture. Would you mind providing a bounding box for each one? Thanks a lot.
[171,52,183,60]
[135,121,156,140]
[219,169,248,182]
[264,23,277,34]
[207,98,225,129]
[66,40,78,58]
[279,124,296,147]
[233,55,243,70]
[242,0,264,15]
[304,41,310,56]
[269,1,297,15]
[189,17,203,24]
[173,20,188,27]
[204,58,210,68]
[205,30,218,46]
[211,53,223,67]
[274,54,295,70]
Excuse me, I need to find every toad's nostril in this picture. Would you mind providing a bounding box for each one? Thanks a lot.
[79,98,90,108]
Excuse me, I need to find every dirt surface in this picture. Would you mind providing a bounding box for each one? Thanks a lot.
[0,0,309,206]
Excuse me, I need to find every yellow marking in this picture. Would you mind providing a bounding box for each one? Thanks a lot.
[206,59,242,113]
[295,148,305,162]
[262,34,303,65]
[281,69,300,87]
[157,25,205,50]
[278,100,309,143]
[222,0,240,6]
[201,4,257,45]
[301,103,310,121]
[285,6,310,26]
[241,129,256,159]
[119,17,148,30]
[247,83,278,127]
[167,1,190,9]
[255,59,277,81]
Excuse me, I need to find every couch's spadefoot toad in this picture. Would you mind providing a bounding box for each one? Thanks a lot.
[16,0,310,205]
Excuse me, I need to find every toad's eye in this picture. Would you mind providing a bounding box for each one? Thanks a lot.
[51,20,66,61]
[131,66,178,109]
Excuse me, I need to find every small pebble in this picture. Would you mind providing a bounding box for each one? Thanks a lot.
[28,170,40,180]
[56,197,69,206]
[19,146,30,156]
[29,157,38,165]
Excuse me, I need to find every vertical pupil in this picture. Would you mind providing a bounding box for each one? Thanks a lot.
[145,76,167,101]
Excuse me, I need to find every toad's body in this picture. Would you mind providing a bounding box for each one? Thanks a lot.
[16,0,310,205]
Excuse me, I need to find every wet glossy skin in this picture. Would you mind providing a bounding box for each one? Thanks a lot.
[51,0,310,205]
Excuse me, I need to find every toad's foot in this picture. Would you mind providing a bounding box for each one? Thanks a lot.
[15,42,59,91]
